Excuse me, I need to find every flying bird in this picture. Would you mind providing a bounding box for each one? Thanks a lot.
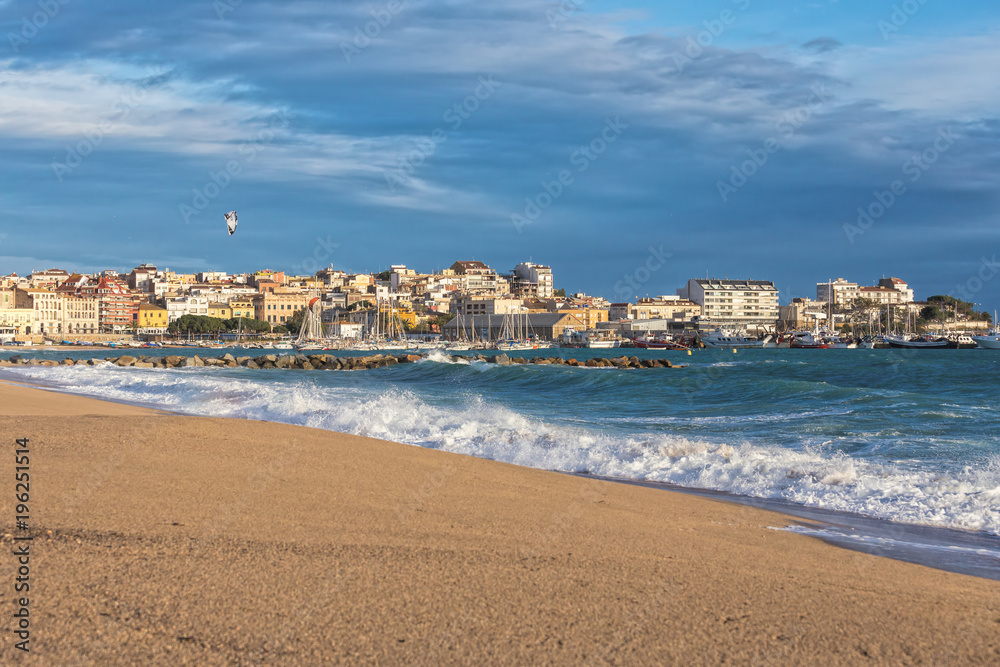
[225,210,238,236]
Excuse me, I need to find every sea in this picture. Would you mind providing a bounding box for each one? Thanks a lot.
[4,345,999,578]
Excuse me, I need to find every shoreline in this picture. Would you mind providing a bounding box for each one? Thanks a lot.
[1,382,998,663]
[3,366,998,582]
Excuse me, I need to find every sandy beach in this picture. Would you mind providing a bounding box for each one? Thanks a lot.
[0,381,997,665]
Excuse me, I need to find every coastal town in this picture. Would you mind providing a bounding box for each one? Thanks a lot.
[0,261,993,350]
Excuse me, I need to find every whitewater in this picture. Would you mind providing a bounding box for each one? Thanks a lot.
[4,346,999,538]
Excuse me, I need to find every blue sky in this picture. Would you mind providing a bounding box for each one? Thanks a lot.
[1,0,999,307]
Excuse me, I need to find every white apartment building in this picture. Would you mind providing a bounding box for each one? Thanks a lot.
[15,288,64,334]
[679,279,780,329]
[511,262,554,298]
[451,295,524,316]
[818,277,914,306]
[609,296,701,322]
[64,296,99,334]
[0,308,34,336]
[163,295,210,322]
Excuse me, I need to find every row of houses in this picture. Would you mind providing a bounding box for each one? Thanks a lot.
[1,261,925,341]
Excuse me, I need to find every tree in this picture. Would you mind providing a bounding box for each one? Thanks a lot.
[284,308,306,335]
[919,305,944,323]
[848,297,879,334]
[167,314,228,335]
[224,317,270,333]
[553,288,566,297]
[346,300,372,312]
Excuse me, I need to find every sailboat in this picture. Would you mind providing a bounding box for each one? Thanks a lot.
[294,297,328,350]
[493,310,536,350]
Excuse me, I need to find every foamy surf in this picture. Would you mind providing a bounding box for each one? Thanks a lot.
[5,363,999,537]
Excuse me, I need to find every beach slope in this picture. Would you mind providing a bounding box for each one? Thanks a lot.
[0,382,997,665]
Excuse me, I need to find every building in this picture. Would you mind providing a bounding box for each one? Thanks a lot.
[609,296,701,323]
[816,278,861,306]
[327,321,364,339]
[818,277,914,307]
[874,277,914,303]
[27,268,71,289]
[510,262,554,298]
[778,298,830,331]
[0,308,35,337]
[0,287,15,309]
[208,303,233,320]
[253,291,311,329]
[449,261,507,294]
[63,295,99,334]
[442,312,585,342]
[597,318,680,337]
[678,279,780,330]
[96,277,140,333]
[163,295,210,323]
[15,288,63,334]
[229,299,255,319]
[137,304,169,335]
[128,264,159,293]
[858,284,912,306]
[451,295,524,316]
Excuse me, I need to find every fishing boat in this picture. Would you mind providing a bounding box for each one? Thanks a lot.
[563,328,623,349]
[884,334,952,349]
[701,328,770,349]
[629,336,684,350]
[788,331,829,349]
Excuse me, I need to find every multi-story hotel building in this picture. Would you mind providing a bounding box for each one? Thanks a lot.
[817,277,914,306]
[15,287,63,334]
[510,262,554,298]
[137,304,169,335]
[678,278,780,330]
[253,291,311,329]
[609,296,701,323]
[96,277,140,332]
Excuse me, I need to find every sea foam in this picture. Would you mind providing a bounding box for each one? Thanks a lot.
[5,363,1000,535]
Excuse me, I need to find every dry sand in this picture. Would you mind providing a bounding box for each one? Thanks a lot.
[0,381,997,665]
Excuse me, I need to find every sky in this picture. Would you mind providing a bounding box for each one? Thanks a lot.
[1,0,998,308]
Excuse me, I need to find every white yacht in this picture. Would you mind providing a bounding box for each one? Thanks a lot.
[701,328,770,349]
[972,330,1000,350]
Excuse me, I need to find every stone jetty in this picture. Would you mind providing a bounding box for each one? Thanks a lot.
[0,353,675,370]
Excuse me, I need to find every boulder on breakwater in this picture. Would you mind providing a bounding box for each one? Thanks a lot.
[0,353,676,371]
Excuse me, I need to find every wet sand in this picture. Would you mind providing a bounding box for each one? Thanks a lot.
[0,382,997,665]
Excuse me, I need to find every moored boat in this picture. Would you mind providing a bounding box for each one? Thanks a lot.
[701,328,769,349]
[972,330,1000,350]
[884,334,953,349]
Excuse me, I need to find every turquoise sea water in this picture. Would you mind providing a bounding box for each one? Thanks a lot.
[3,346,999,555]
